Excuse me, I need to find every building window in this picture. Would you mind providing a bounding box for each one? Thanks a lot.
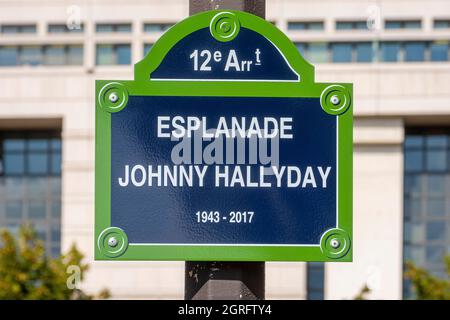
[143,23,173,33]
[355,42,374,62]
[144,43,153,56]
[380,42,401,62]
[305,43,328,63]
[20,46,42,66]
[434,20,450,29]
[0,45,83,67]
[96,44,131,65]
[0,131,62,257]
[336,21,367,30]
[305,42,374,63]
[430,41,449,61]
[96,23,132,33]
[0,24,36,34]
[295,43,307,56]
[331,43,352,62]
[287,21,324,31]
[295,41,449,64]
[43,45,83,66]
[67,46,83,65]
[403,131,450,298]
[404,42,426,62]
[48,23,84,33]
[307,262,325,300]
[44,46,65,65]
[0,46,19,66]
[385,20,422,29]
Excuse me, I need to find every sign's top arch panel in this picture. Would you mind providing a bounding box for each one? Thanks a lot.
[134,11,314,84]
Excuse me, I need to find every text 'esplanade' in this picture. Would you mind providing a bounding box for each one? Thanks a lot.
[157,116,294,139]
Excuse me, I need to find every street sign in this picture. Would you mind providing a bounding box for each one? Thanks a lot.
[95,10,352,261]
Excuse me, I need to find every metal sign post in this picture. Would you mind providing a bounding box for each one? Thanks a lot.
[94,0,353,300]
[186,0,266,300]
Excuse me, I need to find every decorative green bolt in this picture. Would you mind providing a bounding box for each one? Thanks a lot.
[320,85,352,116]
[98,82,129,113]
[210,11,241,42]
[320,228,351,259]
[98,227,129,258]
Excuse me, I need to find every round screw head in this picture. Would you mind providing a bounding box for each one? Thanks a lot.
[108,92,119,103]
[330,238,340,249]
[330,95,340,105]
[108,237,118,247]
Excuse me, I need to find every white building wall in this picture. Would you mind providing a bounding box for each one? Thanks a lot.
[326,119,405,299]
[1,0,450,299]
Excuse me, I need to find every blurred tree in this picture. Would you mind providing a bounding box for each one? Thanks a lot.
[404,256,450,300]
[0,225,109,300]
[353,284,371,300]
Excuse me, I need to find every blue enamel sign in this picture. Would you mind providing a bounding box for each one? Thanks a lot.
[112,96,336,245]
[95,10,353,261]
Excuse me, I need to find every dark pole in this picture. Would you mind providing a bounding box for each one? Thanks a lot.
[189,0,265,18]
[185,0,266,300]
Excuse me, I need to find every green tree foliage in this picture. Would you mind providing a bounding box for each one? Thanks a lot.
[0,225,109,300]
[353,284,371,300]
[404,256,450,300]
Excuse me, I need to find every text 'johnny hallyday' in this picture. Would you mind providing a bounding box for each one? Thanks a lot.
[117,116,332,188]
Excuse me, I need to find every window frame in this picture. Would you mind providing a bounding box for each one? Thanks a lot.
[95,43,132,66]
[306,262,325,300]
[143,22,174,33]
[48,23,84,33]
[287,21,324,31]
[0,24,37,34]
[403,128,450,299]
[0,131,62,257]
[95,23,132,33]
[385,20,422,30]
[336,20,368,31]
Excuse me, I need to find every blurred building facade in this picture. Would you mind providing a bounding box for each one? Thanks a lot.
[0,0,449,299]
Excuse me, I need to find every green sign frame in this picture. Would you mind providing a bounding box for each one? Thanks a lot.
[95,10,353,262]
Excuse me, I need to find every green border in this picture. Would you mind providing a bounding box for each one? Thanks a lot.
[95,10,352,262]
